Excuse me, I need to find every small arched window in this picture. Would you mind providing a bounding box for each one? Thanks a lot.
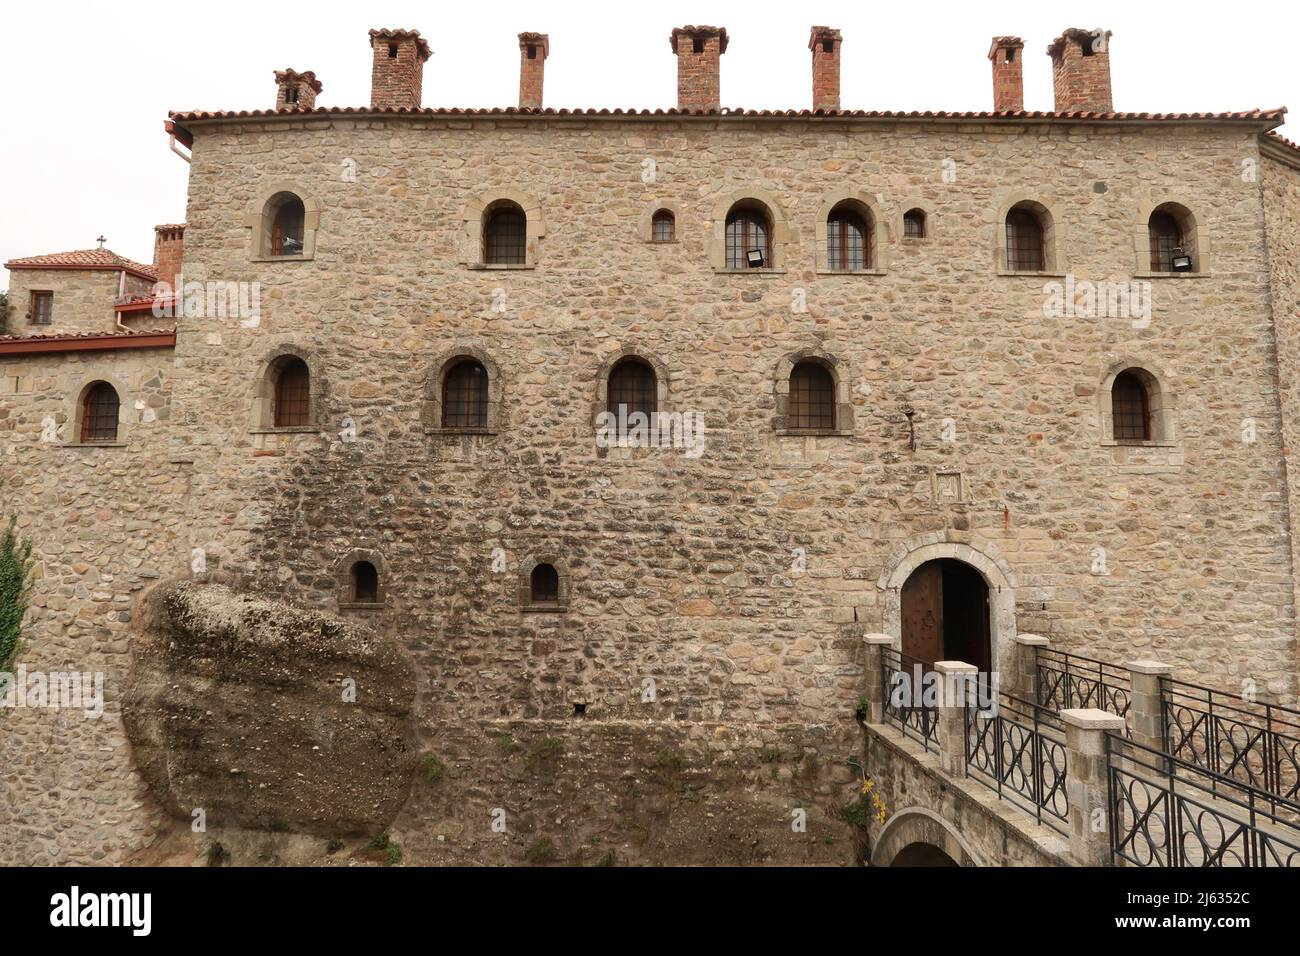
[273,357,311,427]
[607,357,657,419]
[789,361,835,431]
[651,209,676,242]
[81,382,120,443]
[827,203,871,270]
[903,209,927,238]
[1148,204,1197,272]
[530,563,560,604]
[352,561,379,603]
[1005,205,1045,272]
[1111,370,1151,443]
[484,201,527,265]
[270,194,306,257]
[725,202,772,268]
[442,359,489,428]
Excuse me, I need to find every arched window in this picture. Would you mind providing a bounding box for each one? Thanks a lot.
[725,201,772,268]
[789,361,835,431]
[827,203,871,270]
[352,561,379,603]
[1005,205,1045,271]
[1111,370,1151,443]
[81,382,120,443]
[270,194,305,256]
[273,357,311,427]
[484,201,527,265]
[607,357,657,419]
[903,209,927,238]
[1148,204,1196,272]
[651,209,676,242]
[530,563,560,604]
[442,359,489,428]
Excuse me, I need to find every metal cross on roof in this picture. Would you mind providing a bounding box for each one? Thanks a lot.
[96,235,106,249]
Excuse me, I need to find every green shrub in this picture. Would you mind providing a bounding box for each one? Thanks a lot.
[419,753,447,782]
[0,515,35,674]
[525,837,557,864]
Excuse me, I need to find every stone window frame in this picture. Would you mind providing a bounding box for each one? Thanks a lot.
[1097,357,1179,448]
[250,344,325,434]
[708,188,792,274]
[337,548,388,610]
[63,374,130,448]
[243,186,321,262]
[461,189,546,269]
[895,198,934,244]
[994,193,1067,276]
[518,553,570,613]
[640,200,682,244]
[772,347,855,437]
[1133,195,1212,277]
[592,347,674,460]
[814,191,888,274]
[423,345,503,436]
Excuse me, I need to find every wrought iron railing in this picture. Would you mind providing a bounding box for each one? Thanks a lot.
[1036,646,1132,731]
[1108,732,1300,867]
[964,688,1069,834]
[880,646,938,752]
[1162,678,1300,807]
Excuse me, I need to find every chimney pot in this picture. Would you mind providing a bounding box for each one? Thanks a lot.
[1048,28,1113,112]
[518,32,549,109]
[988,37,1024,112]
[273,69,322,111]
[369,28,431,110]
[670,25,728,111]
[809,26,842,112]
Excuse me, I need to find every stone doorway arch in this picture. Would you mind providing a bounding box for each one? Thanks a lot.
[870,807,981,867]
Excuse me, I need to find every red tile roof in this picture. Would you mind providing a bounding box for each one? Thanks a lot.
[368,28,431,60]
[4,248,157,280]
[0,328,175,355]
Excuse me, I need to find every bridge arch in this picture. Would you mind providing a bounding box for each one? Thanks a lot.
[870,807,982,867]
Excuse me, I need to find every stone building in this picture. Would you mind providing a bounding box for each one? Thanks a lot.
[1,23,1299,867]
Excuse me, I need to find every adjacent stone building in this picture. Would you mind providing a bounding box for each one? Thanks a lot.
[2,23,1299,866]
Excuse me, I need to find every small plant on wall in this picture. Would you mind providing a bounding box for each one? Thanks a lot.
[0,292,9,334]
[0,512,35,675]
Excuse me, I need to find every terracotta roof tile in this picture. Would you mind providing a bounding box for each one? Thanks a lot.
[368,28,431,60]
[4,248,157,279]
[0,327,173,344]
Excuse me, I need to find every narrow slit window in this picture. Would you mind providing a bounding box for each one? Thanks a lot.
[1005,208,1044,271]
[274,357,311,427]
[1111,371,1151,443]
[352,561,379,602]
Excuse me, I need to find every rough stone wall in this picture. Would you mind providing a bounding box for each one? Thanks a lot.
[4,269,127,336]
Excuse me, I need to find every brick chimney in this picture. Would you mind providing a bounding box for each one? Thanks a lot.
[670,25,728,112]
[518,32,549,109]
[988,37,1024,112]
[1048,28,1113,112]
[369,28,432,110]
[809,26,842,112]
[153,224,185,293]
[274,69,322,110]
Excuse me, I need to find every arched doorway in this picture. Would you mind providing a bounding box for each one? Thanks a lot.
[890,842,959,867]
[900,559,991,671]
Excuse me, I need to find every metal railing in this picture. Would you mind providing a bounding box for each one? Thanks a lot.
[1108,732,1300,867]
[964,688,1069,835]
[1036,646,1132,731]
[880,646,938,752]
[1162,678,1300,807]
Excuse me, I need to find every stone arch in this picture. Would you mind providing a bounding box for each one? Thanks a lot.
[335,547,387,608]
[870,807,982,867]
[243,185,321,261]
[1097,356,1178,446]
[518,552,570,612]
[815,190,888,272]
[878,532,1018,676]
[993,192,1066,273]
[461,188,546,267]
[66,374,131,445]
[592,345,671,425]
[423,344,503,433]
[708,187,792,270]
[1134,194,1211,273]
[640,200,682,242]
[772,346,854,434]
[250,343,326,431]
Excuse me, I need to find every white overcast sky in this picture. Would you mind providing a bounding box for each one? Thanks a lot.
[1,0,1296,287]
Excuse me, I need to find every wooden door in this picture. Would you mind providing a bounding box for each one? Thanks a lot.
[901,562,944,666]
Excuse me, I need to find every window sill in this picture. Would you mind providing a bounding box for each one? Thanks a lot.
[900,236,928,243]
[521,604,568,614]
[647,239,680,245]
[338,601,386,611]
[425,427,496,437]
[777,429,853,438]
[1133,271,1209,279]
[61,441,127,449]
[815,269,885,276]
[997,270,1067,278]
[1101,439,1178,449]
[714,268,787,276]
[249,426,318,435]
[249,254,313,263]
[468,263,535,271]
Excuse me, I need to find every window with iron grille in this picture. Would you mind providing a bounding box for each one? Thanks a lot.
[30,291,53,325]
[1148,212,1183,272]
[530,563,560,603]
[903,209,926,238]
[274,358,311,427]
[789,361,835,431]
[652,209,675,242]
[827,206,870,270]
[725,204,771,268]
[81,382,120,443]
[1005,208,1044,271]
[270,196,305,256]
[352,561,379,602]
[484,203,527,264]
[1111,371,1150,442]
[442,359,489,427]
[607,358,657,423]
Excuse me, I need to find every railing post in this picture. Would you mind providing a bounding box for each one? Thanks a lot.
[1061,708,1128,866]
[1127,659,1172,764]
[862,634,893,724]
[1014,633,1048,703]
[935,660,977,778]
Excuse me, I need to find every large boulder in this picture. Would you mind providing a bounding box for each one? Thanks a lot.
[124,581,416,837]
